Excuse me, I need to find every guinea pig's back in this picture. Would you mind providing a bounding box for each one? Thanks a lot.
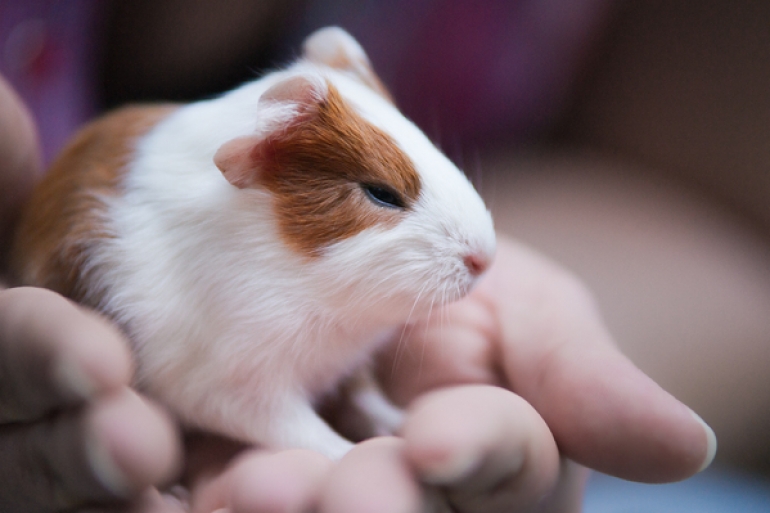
[10,105,177,305]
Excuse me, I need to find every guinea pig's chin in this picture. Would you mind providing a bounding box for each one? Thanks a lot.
[439,274,478,304]
[408,271,479,313]
[320,271,477,326]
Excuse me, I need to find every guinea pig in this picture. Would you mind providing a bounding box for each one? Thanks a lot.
[10,27,496,459]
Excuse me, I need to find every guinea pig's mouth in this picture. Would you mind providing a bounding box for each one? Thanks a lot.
[455,274,482,300]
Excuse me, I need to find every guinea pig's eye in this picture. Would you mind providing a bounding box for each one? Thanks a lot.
[362,184,406,209]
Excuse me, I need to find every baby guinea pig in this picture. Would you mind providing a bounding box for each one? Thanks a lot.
[10,27,496,459]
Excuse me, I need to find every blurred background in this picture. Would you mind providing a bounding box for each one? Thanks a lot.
[2,0,769,506]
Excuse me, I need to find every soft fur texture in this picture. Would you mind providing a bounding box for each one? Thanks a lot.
[12,27,496,458]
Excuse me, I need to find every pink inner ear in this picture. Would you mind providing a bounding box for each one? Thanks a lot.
[259,74,328,110]
[214,135,263,189]
[215,75,328,189]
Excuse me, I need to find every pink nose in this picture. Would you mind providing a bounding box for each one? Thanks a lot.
[463,253,490,276]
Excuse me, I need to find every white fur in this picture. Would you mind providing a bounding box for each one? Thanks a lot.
[87,29,496,458]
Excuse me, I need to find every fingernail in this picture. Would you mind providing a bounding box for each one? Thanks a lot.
[55,356,98,400]
[690,409,717,472]
[419,448,482,485]
[85,428,133,498]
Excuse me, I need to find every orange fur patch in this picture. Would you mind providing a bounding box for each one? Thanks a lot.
[256,84,421,256]
[10,105,177,305]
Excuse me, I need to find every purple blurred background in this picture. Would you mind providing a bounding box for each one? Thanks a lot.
[0,0,613,165]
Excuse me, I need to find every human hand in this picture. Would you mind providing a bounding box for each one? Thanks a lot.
[377,236,716,510]
[0,287,182,513]
[183,390,570,513]
[179,236,716,512]
[1,75,182,513]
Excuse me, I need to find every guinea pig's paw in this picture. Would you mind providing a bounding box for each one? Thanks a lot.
[351,386,406,436]
[318,434,356,461]
[265,399,356,460]
[370,403,406,437]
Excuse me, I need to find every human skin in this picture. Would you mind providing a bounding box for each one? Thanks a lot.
[0,75,43,270]
[0,76,181,513]
[485,150,770,470]
[183,236,714,513]
[0,75,713,512]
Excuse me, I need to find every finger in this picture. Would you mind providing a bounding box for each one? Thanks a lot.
[319,437,422,513]
[188,447,332,513]
[376,293,503,407]
[0,287,133,421]
[484,238,717,482]
[0,74,43,256]
[229,450,332,513]
[402,385,561,512]
[125,489,189,513]
[0,388,181,512]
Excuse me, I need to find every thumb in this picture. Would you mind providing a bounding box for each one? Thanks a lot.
[484,239,717,482]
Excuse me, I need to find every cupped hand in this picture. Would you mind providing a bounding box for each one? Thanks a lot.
[376,236,715,512]
[380,236,716,482]
[183,236,716,513]
[183,390,568,513]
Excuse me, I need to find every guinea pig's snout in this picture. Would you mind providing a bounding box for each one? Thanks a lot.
[463,252,491,277]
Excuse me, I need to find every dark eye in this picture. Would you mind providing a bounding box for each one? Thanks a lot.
[362,184,406,209]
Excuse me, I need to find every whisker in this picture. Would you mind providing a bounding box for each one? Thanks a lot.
[417,272,444,379]
[418,296,436,380]
[390,274,432,379]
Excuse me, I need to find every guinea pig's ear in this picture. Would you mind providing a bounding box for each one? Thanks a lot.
[302,26,392,102]
[214,74,327,189]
